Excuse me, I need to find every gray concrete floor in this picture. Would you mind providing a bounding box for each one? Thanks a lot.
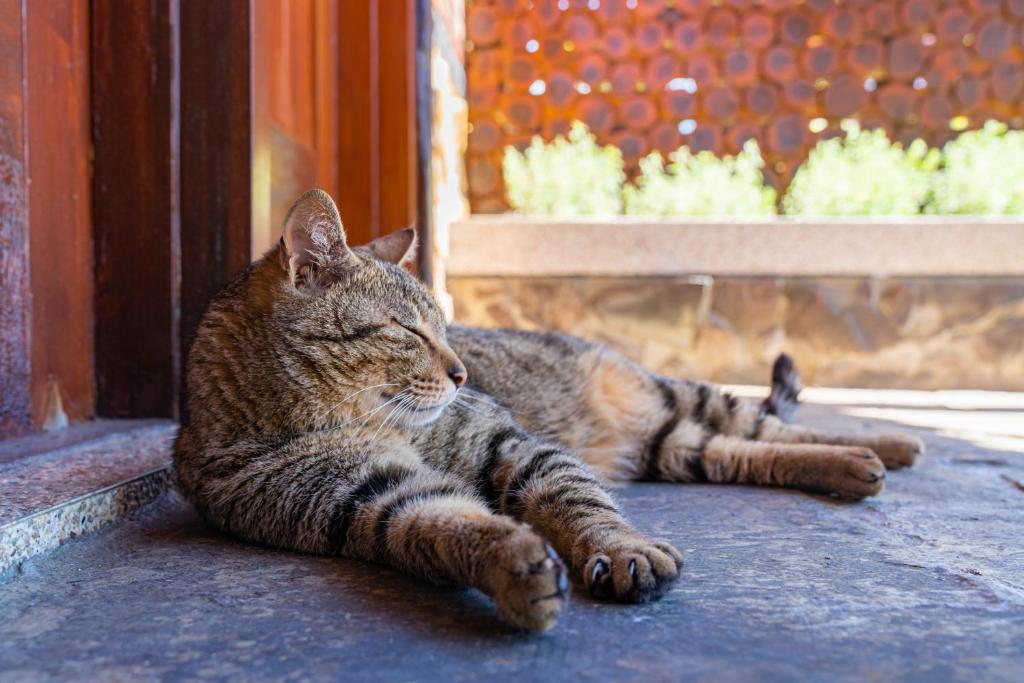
[2,406,1023,683]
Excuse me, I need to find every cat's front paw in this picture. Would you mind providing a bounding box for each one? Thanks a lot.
[872,434,924,470]
[582,537,683,603]
[486,528,568,632]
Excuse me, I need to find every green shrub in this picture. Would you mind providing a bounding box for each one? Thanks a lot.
[502,122,624,216]
[928,120,1024,215]
[624,140,776,216]
[782,120,939,216]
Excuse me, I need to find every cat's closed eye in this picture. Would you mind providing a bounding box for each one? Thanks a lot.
[300,325,386,345]
[392,318,430,344]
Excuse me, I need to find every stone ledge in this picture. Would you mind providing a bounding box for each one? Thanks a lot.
[447,275,1024,391]
[448,216,1024,277]
[0,421,176,576]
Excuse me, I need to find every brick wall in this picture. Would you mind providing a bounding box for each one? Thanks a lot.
[466,0,1024,212]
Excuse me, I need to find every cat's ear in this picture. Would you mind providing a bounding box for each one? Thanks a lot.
[278,189,353,290]
[358,228,417,267]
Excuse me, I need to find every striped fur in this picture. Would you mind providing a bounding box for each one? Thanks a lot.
[452,327,922,490]
[175,189,922,632]
[175,190,679,632]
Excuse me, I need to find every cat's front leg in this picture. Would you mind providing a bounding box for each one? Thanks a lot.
[482,430,684,603]
[191,446,567,631]
[338,464,569,631]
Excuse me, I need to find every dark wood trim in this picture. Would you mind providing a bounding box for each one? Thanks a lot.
[92,0,181,419]
[179,0,253,403]
[0,0,32,438]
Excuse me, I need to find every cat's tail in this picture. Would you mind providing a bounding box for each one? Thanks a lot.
[761,353,801,423]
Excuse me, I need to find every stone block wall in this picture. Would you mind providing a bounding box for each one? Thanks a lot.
[448,275,1024,390]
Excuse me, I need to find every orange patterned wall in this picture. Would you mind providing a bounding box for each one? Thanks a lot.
[465,0,1024,212]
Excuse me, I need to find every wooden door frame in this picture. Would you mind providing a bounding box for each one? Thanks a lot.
[91,0,253,422]
[86,0,430,424]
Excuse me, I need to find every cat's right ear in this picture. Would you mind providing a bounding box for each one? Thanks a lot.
[278,189,353,291]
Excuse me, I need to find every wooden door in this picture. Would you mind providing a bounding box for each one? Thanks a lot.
[1,0,425,435]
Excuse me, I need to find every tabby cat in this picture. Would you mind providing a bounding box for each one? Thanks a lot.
[173,189,924,632]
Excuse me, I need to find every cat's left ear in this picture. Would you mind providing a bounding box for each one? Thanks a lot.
[358,228,417,267]
[278,189,354,290]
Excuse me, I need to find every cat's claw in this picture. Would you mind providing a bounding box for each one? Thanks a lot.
[588,555,612,598]
[582,538,683,603]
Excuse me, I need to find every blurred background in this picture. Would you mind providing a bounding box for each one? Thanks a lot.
[449,0,1024,396]
[2,0,1023,442]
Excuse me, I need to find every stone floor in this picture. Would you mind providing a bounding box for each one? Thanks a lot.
[2,406,1023,682]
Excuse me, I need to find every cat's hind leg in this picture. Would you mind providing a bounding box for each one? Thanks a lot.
[649,422,886,500]
[748,355,924,470]
[754,416,924,470]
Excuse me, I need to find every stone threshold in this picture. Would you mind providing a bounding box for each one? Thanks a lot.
[447,216,1024,278]
[0,420,176,577]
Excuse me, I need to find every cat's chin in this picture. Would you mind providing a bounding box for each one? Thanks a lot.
[398,403,449,427]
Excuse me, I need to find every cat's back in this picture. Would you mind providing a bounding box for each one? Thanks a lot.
[446,325,597,438]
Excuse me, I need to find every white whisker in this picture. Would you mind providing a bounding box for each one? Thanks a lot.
[348,390,409,429]
[316,382,400,422]
[370,395,416,443]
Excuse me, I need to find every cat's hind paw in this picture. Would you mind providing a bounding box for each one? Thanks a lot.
[583,538,683,603]
[872,434,924,470]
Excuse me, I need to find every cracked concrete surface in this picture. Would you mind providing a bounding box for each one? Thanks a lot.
[1,406,1022,682]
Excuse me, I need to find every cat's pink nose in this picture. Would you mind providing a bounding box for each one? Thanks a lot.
[448,365,468,388]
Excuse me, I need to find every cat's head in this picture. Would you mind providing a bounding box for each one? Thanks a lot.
[271,189,466,429]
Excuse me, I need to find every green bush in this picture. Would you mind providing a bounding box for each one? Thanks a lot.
[928,120,1024,215]
[782,120,939,216]
[503,121,624,216]
[499,119,1024,217]
[623,140,776,216]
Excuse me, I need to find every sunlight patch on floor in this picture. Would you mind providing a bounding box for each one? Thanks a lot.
[722,386,1024,453]
[723,385,1024,411]
[838,407,1024,454]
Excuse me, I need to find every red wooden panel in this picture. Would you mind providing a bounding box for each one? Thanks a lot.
[337,1,418,245]
[253,0,342,250]
[338,1,377,245]
[314,0,341,207]
[26,0,93,428]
